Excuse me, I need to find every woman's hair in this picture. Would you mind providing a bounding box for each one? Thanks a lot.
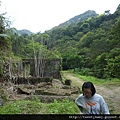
[82,81,96,96]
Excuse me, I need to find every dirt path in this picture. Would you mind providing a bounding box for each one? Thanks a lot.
[63,72,84,87]
[63,72,120,114]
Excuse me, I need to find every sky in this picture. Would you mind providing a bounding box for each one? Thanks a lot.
[0,0,120,33]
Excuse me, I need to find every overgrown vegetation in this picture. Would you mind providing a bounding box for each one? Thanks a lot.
[0,99,79,114]
[1,4,120,79]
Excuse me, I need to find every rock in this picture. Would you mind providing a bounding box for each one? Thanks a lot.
[65,79,72,85]
[17,87,32,95]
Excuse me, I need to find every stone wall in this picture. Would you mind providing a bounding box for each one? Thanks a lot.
[22,58,62,80]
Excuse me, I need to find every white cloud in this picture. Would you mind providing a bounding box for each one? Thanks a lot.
[1,0,120,33]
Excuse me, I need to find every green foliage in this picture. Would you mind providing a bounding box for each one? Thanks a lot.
[109,17,120,49]
[72,10,120,78]
[92,53,108,78]
[0,99,79,114]
[65,54,83,70]
[0,8,12,78]
[75,74,107,85]
[0,100,43,114]
[73,31,84,41]
[1,4,120,79]
[47,99,79,114]
[78,31,94,48]
[105,48,120,78]
[78,68,92,76]
[80,23,90,33]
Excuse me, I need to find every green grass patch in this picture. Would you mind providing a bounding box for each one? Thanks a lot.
[47,99,79,114]
[0,99,79,114]
[62,70,120,86]
[0,99,44,114]
[75,75,107,85]
[77,75,120,86]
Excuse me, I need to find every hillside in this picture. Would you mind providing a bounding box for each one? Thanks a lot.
[45,7,120,79]
[1,5,120,80]
[58,10,98,27]
[18,29,34,36]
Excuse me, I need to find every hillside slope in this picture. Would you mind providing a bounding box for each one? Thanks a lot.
[58,10,98,27]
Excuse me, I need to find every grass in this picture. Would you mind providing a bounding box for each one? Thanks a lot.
[76,74,120,86]
[0,98,79,114]
[0,100,42,114]
[46,99,79,114]
[74,74,108,85]
[62,70,120,86]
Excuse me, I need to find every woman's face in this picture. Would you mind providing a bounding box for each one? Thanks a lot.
[83,88,92,98]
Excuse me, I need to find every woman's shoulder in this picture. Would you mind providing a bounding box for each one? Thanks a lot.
[93,93,104,99]
[77,94,84,99]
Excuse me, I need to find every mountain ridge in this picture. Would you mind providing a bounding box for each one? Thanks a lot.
[18,29,34,36]
[18,10,98,34]
[57,10,98,27]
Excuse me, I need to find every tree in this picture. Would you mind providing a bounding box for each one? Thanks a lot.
[0,2,11,78]
[92,53,108,78]
[80,22,90,33]
[78,31,94,48]
[105,48,120,78]
[111,17,120,44]
[73,31,83,41]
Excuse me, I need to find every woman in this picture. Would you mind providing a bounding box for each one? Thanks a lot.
[75,81,110,114]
